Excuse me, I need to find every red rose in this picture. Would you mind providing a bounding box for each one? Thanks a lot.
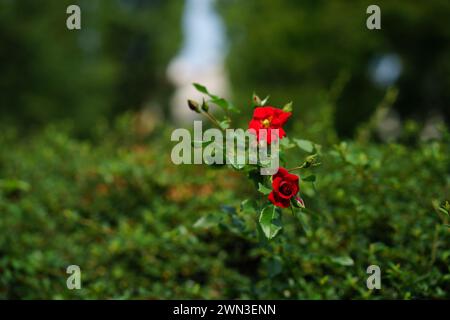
[268,167,300,208]
[248,106,291,144]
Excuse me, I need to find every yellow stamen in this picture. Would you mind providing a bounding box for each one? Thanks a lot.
[261,118,271,128]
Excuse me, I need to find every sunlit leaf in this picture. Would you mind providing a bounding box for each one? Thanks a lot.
[259,205,282,240]
[258,183,272,195]
[331,256,354,266]
[295,139,315,153]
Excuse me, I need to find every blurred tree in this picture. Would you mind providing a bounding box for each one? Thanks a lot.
[0,0,183,135]
[218,0,450,137]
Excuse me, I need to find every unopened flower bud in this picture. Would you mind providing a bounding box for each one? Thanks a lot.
[299,154,320,169]
[291,196,305,208]
[253,93,262,106]
[188,99,201,113]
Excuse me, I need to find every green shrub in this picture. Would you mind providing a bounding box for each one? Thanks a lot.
[0,116,448,299]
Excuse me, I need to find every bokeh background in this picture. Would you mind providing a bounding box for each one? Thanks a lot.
[0,0,449,299]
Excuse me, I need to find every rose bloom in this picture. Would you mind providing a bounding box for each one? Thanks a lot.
[268,167,300,208]
[248,106,291,144]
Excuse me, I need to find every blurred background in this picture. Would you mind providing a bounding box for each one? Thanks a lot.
[0,0,449,299]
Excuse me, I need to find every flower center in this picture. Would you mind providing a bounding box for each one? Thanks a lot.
[280,182,293,197]
[261,117,272,128]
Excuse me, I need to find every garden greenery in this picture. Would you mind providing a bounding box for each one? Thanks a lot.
[0,103,448,299]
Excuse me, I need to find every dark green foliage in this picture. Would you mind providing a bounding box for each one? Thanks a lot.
[0,0,182,135]
[0,115,448,299]
[218,0,450,136]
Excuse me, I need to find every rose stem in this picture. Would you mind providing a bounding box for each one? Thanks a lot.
[202,110,225,132]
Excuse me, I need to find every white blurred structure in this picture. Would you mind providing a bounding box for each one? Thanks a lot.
[167,0,229,124]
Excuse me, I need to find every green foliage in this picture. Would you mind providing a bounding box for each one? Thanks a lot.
[0,0,183,134]
[0,114,448,299]
[193,82,240,114]
[187,86,319,241]
[218,0,450,136]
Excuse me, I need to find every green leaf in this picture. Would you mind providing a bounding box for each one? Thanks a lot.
[302,175,316,182]
[295,139,315,153]
[280,137,295,149]
[258,183,272,195]
[259,205,282,240]
[193,83,240,113]
[210,97,239,113]
[0,179,31,193]
[438,201,449,216]
[260,95,270,106]
[230,215,246,233]
[193,83,209,94]
[193,214,221,229]
[220,205,236,215]
[240,199,257,213]
[282,101,293,112]
[443,201,450,210]
[292,208,311,234]
[210,97,228,109]
[331,256,354,266]
[219,119,231,130]
[225,152,245,170]
[230,161,245,170]
[259,158,273,168]
[267,256,283,277]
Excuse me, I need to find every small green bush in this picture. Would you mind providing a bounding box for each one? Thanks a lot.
[0,116,448,299]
